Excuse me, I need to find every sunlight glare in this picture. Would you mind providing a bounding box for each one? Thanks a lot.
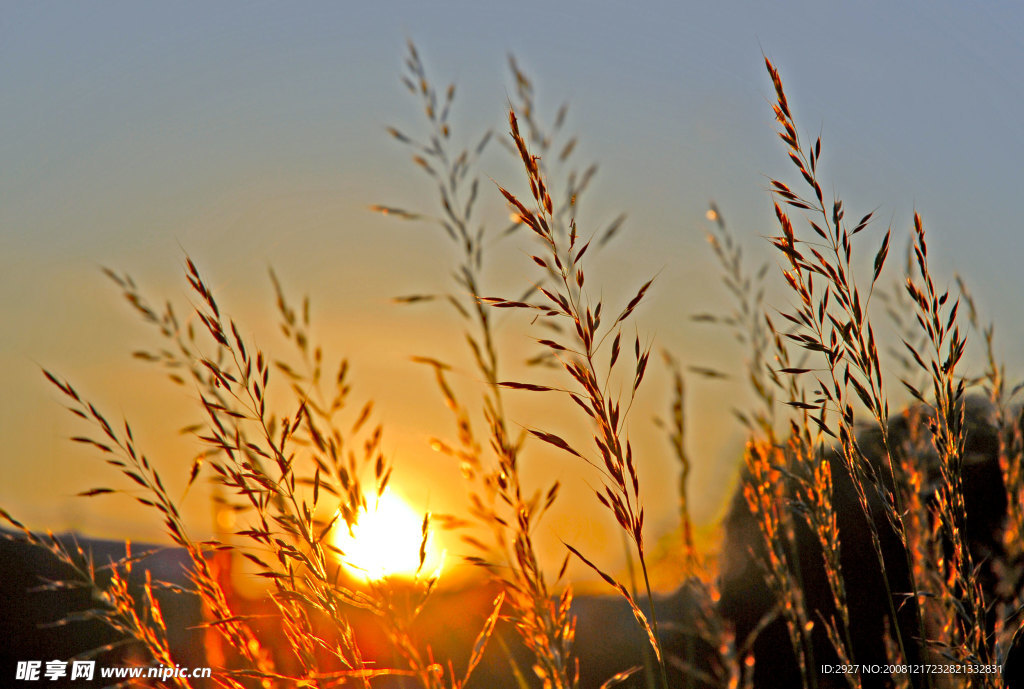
[333,491,438,580]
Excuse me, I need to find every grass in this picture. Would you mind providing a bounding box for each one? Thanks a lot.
[3,45,1024,689]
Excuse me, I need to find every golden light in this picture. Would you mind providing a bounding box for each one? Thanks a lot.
[333,491,439,581]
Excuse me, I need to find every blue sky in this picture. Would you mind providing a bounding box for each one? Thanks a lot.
[3,1,1024,579]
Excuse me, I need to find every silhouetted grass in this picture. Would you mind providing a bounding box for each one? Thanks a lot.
[2,46,1023,689]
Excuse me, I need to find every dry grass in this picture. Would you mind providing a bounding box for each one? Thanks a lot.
[3,46,1023,689]
[716,58,1023,689]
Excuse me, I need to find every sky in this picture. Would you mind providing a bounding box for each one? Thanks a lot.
[3,1,1024,586]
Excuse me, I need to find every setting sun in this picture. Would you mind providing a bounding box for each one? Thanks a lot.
[333,491,439,580]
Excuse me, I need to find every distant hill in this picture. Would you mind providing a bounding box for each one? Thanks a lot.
[0,529,204,687]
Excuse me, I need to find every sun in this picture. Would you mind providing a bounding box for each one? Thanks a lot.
[333,491,438,580]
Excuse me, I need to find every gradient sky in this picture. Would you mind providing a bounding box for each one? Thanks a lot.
[4,2,1024,584]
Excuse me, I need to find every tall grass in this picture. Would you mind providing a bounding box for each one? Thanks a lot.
[3,47,1023,689]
